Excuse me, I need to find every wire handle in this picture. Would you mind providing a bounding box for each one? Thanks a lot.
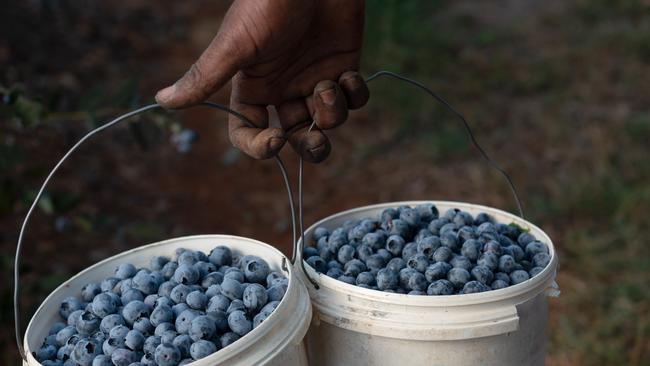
[296,70,525,289]
[13,102,299,360]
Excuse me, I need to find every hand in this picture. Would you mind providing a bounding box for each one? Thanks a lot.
[155,0,368,163]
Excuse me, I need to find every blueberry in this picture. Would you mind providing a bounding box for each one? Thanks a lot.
[408,290,426,295]
[529,266,544,278]
[498,255,516,274]
[208,310,230,333]
[170,284,192,304]
[178,251,197,266]
[470,265,494,285]
[67,310,84,327]
[326,267,344,278]
[266,282,284,301]
[243,283,269,312]
[76,311,100,335]
[220,278,244,301]
[474,212,492,225]
[416,236,441,259]
[143,335,162,356]
[188,315,215,342]
[337,245,355,264]
[220,332,241,348]
[97,315,124,335]
[42,361,64,366]
[366,254,386,272]
[362,232,386,251]
[226,299,246,315]
[348,224,370,243]
[399,208,420,227]
[190,340,218,360]
[504,245,525,262]
[462,281,489,294]
[388,219,411,238]
[439,223,457,236]
[385,235,406,257]
[71,338,101,366]
[173,264,200,285]
[57,343,73,360]
[440,233,460,252]
[532,252,551,268]
[173,334,192,359]
[483,240,503,256]
[205,285,221,298]
[407,254,429,273]
[398,268,418,289]
[477,252,499,271]
[60,297,84,319]
[43,334,58,347]
[150,305,173,326]
[91,293,118,318]
[302,246,319,259]
[327,260,343,270]
[115,263,137,280]
[35,344,57,361]
[80,284,102,302]
[428,218,450,235]
[386,257,406,272]
[450,255,472,271]
[415,203,438,221]
[338,275,356,285]
[173,308,199,334]
[477,222,497,236]
[253,311,271,328]
[313,227,330,241]
[228,309,253,336]
[376,268,399,291]
[517,232,536,247]
[243,257,270,284]
[491,280,509,290]
[458,226,477,242]
[161,262,179,280]
[376,249,392,264]
[407,272,427,291]
[207,294,231,314]
[447,268,471,289]
[144,295,159,308]
[494,272,511,284]
[427,279,455,295]
[132,271,158,295]
[510,270,530,285]
[327,231,348,253]
[100,278,121,293]
[125,329,145,351]
[381,208,399,224]
[355,244,373,262]
[154,343,182,366]
[525,241,548,259]
[49,322,67,336]
[344,259,366,273]
[121,288,144,304]
[424,262,452,282]
[122,300,151,326]
[156,296,175,309]
[401,242,418,260]
[141,352,157,366]
[460,239,480,261]
[186,291,208,310]
[91,355,112,366]
[432,246,452,263]
[306,256,328,273]
[356,271,376,286]
[223,268,245,283]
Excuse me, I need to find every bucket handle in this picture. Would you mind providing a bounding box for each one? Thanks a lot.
[296,70,525,287]
[12,101,299,361]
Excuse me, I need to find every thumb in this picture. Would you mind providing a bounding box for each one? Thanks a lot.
[156,20,252,109]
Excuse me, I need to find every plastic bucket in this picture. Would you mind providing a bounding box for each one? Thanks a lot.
[298,201,559,366]
[23,234,312,366]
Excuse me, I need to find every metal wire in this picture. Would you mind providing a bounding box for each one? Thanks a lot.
[296,71,525,290]
[13,101,298,360]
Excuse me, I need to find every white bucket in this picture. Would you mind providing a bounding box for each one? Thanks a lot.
[23,235,312,366]
[299,201,559,366]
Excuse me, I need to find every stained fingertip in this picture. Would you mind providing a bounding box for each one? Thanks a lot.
[313,80,348,130]
[339,71,369,110]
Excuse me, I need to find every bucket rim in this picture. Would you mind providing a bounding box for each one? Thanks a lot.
[300,200,558,307]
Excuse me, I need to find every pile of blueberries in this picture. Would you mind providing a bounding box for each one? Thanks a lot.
[303,204,551,295]
[34,246,288,366]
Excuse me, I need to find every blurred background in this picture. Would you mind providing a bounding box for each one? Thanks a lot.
[1,0,649,365]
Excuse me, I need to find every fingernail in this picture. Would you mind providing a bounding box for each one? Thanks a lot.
[269,137,284,151]
[155,86,175,105]
[318,88,336,106]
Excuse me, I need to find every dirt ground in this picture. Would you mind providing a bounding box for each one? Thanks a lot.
[2,1,650,365]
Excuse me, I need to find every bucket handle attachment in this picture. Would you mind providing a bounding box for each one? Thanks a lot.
[12,102,300,361]
[296,70,525,288]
